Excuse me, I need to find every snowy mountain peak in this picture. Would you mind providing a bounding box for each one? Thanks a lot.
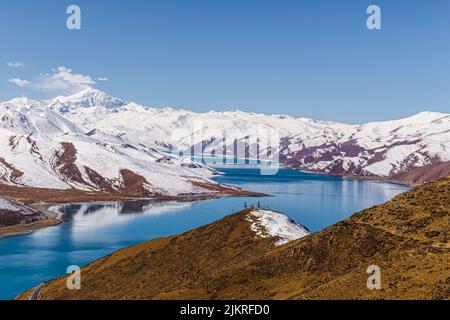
[0,97,43,109]
[407,111,448,122]
[49,88,127,112]
[362,111,448,128]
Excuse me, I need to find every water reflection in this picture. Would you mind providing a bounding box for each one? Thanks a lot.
[53,200,194,230]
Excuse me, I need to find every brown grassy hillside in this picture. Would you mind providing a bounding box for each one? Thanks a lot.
[22,176,449,300]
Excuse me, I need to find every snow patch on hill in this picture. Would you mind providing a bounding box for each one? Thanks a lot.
[0,197,41,216]
[0,197,23,212]
[0,197,47,227]
[247,210,310,246]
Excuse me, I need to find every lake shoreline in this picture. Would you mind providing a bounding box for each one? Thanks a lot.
[215,163,414,187]
[289,169,414,187]
[0,168,410,239]
[0,186,268,239]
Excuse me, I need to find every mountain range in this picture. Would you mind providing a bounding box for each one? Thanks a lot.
[1,88,449,195]
[0,90,238,198]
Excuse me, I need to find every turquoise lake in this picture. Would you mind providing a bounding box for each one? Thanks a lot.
[0,168,409,299]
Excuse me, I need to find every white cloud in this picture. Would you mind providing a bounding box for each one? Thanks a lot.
[5,66,106,95]
[34,66,96,93]
[7,78,30,87]
[7,61,25,68]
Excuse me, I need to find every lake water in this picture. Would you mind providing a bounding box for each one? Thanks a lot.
[0,168,409,300]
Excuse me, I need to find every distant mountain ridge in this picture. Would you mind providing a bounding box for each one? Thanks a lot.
[1,88,449,186]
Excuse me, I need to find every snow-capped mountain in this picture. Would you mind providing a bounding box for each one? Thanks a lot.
[0,92,223,196]
[1,88,449,188]
[281,111,450,183]
[49,89,128,114]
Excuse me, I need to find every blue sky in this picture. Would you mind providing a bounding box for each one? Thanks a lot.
[0,0,449,123]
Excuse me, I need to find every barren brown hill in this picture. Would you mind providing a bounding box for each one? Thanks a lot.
[388,161,450,185]
[21,176,450,300]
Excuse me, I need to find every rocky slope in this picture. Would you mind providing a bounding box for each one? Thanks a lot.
[25,175,449,300]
